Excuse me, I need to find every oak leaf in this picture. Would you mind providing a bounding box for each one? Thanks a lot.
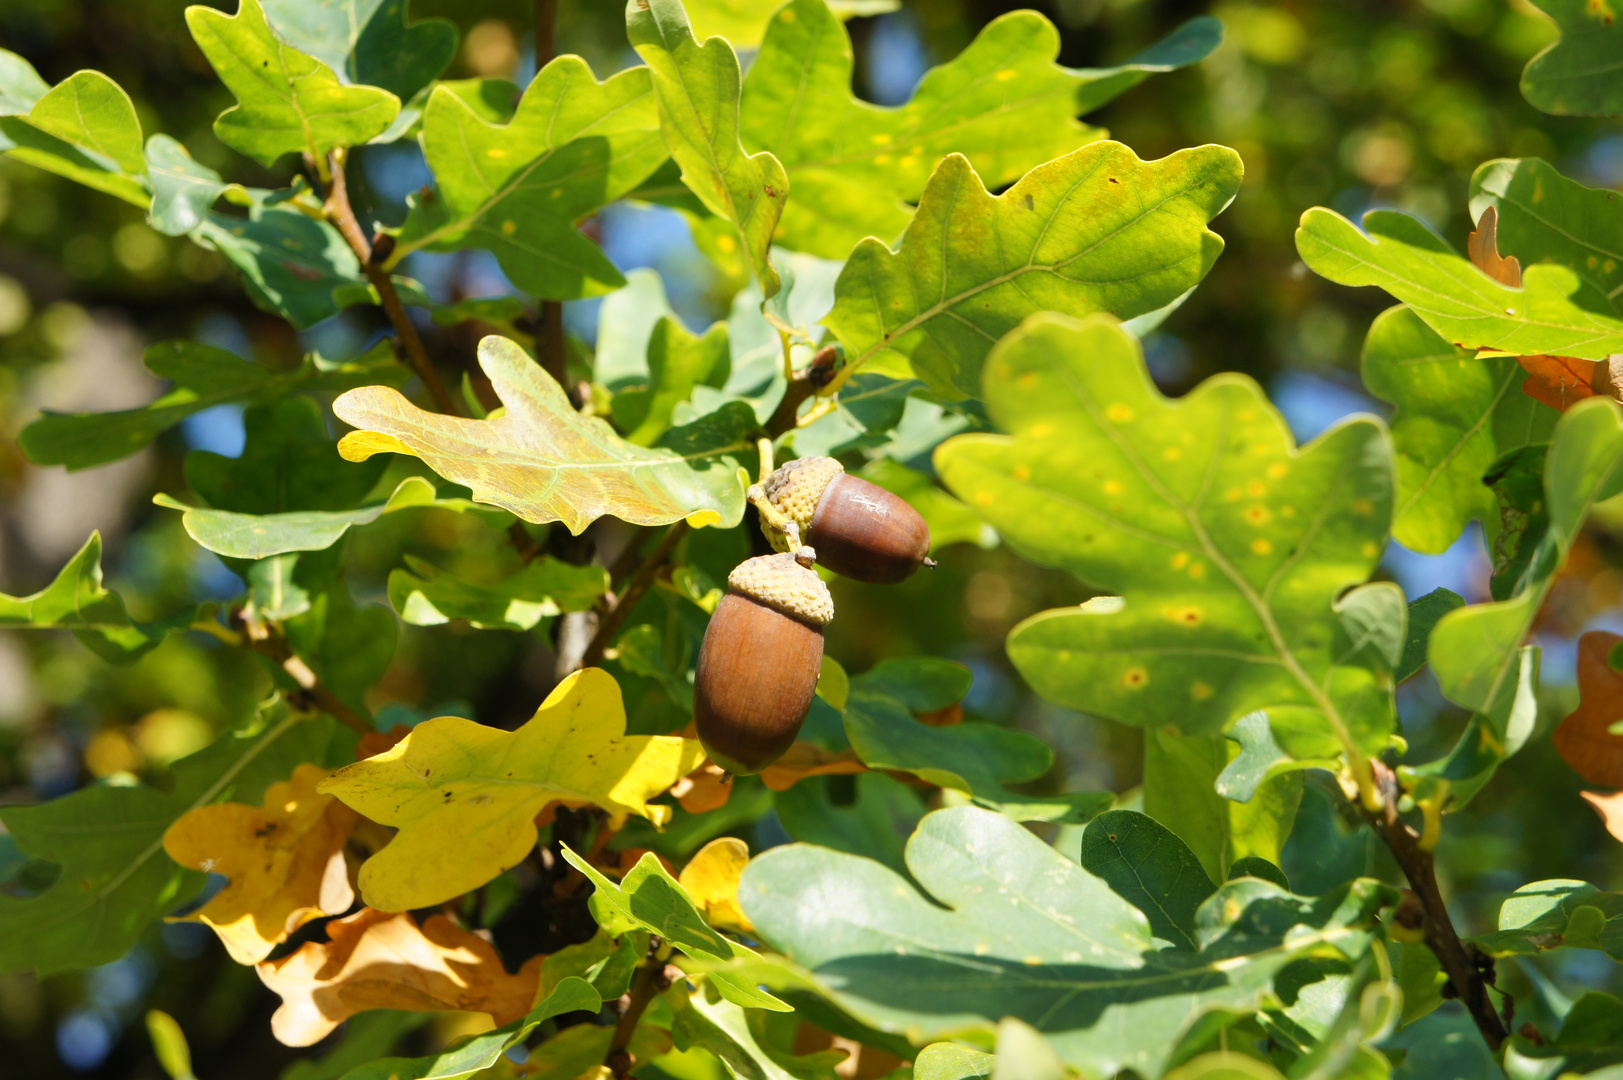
[1582,790,1623,844]
[333,336,748,533]
[1467,205,1523,287]
[1519,354,1604,412]
[1554,631,1623,787]
[758,742,868,793]
[679,837,753,933]
[162,764,359,964]
[256,907,542,1047]
[670,763,733,814]
[320,668,705,911]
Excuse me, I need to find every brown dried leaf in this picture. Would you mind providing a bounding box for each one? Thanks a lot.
[670,763,733,814]
[758,742,869,793]
[256,908,543,1046]
[1583,790,1623,844]
[162,764,359,965]
[1468,205,1523,287]
[1519,354,1604,411]
[1553,631,1623,786]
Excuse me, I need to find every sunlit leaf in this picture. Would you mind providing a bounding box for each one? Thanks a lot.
[1520,0,1623,117]
[27,69,145,173]
[629,0,789,296]
[390,56,663,299]
[612,317,731,447]
[685,0,898,47]
[0,532,181,662]
[0,58,147,205]
[1361,305,1555,554]
[739,805,1394,1078]
[388,554,607,630]
[0,705,329,976]
[678,837,754,933]
[145,134,237,235]
[669,983,844,1079]
[321,668,704,911]
[162,763,358,964]
[1471,158,1623,301]
[937,314,1400,766]
[257,907,544,1046]
[559,845,791,1011]
[825,142,1242,399]
[333,336,751,533]
[261,0,456,102]
[187,0,399,166]
[0,48,48,116]
[1296,207,1623,360]
[742,0,1221,259]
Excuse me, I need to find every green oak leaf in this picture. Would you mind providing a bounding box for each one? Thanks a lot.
[155,476,505,560]
[1416,397,1623,804]
[0,48,48,116]
[739,805,1394,1079]
[936,313,1400,765]
[1396,588,1465,683]
[611,316,730,447]
[1144,729,1301,883]
[559,846,791,1012]
[848,656,973,714]
[0,705,330,976]
[669,984,846,1080]
[1520,0,1623,117]
[741,0,1221,259]
[335,977,599,1080]
[628,0,789,297]
[388,554,608,630]
[844,690,1109,823]
[1477,880,1623,962]
[914,1044,996,1080]
[145,134,238,235]
[247,555,311,622]
[27,69,145,174]
[1472,158,1623,302]
[773,773,924,879]
[282,584,397,714]
[1502,993,1623,1080]
[19,339,406,471]
[262,0,456,102]
[1080,809,1216,951]
[0,532,179,664]
[824,142,1242,399]
[685,0,899,47]
[185,397,385,515]
[1362,305,1555,555]
[194,203,365,329]
[186,0,399,166]
[389,57,663,300]
[1296,207,1623,359]
[332,336,751,533]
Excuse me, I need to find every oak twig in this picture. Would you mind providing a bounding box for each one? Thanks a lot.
[1359,761,1507,1050]
[578,522,690,671]
[606,936,675,1078]
[238,619,372,737]
[321,151,457,415]
[765,344,840,435]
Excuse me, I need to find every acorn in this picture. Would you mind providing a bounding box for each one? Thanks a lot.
[759,457,932,584]
[694,549,832,774]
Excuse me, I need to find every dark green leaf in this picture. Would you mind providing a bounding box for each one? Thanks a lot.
[187,397,385,515]
[1396,588,1465,684]
[283,585,397,714]
[1477,879,1623,962]
[262,0,456,102]
[1144,730,1301,883]
[194,205,366,329]
[1472,158,1623,299]
[774,773,925,878]
[1080,809,1216,950]
[1228,857,1289,891]
[1520,0,1623,117]
[1503,993,1623,1080]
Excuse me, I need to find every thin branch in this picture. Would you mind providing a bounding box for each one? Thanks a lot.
[241,623,373,737]
[765,344,840,435]
[605,937,674,1079]
[322,151,458,415]
[579,521,689,671]
[1358,761,1508,1051]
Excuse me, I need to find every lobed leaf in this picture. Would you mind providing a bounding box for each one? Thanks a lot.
[742,0,1221,259]
[1296,206,1623,360]
[0,55,147,205]
[194,203,371,329]
[0,705,330,975]
[390,56,663,299]
[628,0,789,296]
[0,532,177,663]
[1477,880,1623,963]
[739,805,1394,1078]
[333,336,750,533]
[1361,305,1554,555]
[669,984,845,1078]
[1472,158,1623,302]
[321,668,705,911]
[186,0,400,166]
[27,70,145,174]
[388,554,608,631]
[773,772,922,878]
[937,314,1400,765]
[1502,992,1623,1080]
[824,142,1242,399]
[1519,0,1623,117]
[1080,810,1215,951]
[1553,631,1623,788]
[261,0,456,102]
[145,134,237,235]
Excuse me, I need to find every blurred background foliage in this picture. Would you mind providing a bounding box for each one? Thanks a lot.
[1,0,1620,1077]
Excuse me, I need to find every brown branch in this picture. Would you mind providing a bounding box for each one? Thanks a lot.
[578,521,689,672]
[605,937,674,1079]
[321,151,458,415]
[1359,761,1508,1051]
[765,344,840,436]
[240,622,372,737]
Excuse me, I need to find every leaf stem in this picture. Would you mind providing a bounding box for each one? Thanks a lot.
[321,151,457,415]
[1358,760,1507,1051]
[240,621,373,738]
[605,936,674,1079]
[579,521,690,671]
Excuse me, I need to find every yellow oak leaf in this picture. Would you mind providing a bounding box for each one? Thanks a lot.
[320,668,705,912]
[256,907,543,1046]
[162,763,359,964]
[678,837,754,933]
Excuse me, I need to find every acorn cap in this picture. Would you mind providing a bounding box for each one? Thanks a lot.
[727,550,834,627]
[761,456,844,553]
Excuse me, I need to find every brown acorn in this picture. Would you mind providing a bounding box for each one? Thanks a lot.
[760,457,932,584]
[693,549,832,774]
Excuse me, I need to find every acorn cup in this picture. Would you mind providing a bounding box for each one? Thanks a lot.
[758,457,932,584]
[693,549,832,775]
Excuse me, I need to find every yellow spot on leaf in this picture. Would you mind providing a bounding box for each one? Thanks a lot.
[975,491,995,507]
[715,234,737,252]
[1267,463,1288,479]
[1164,606,1203,625]
[1247,481,1267,497]
[1189,562,1206,579]
[1014,464,1031,481]
[1030,423,1053,438]
[1191,682,1214,701]
[1171,552,1189,569]
[1251,538,1272,555]
[997,69,1017,81]
[1245,506,1270,525]
[1106,403,1135,423]
[1103,480,1123,495]
[1018,372,1038,388]
[1362,541,1379,558]
[1163,447,1183,462]
[1123,668,1149,689]
[1351,499,1373,515]
[500,220,517,235]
